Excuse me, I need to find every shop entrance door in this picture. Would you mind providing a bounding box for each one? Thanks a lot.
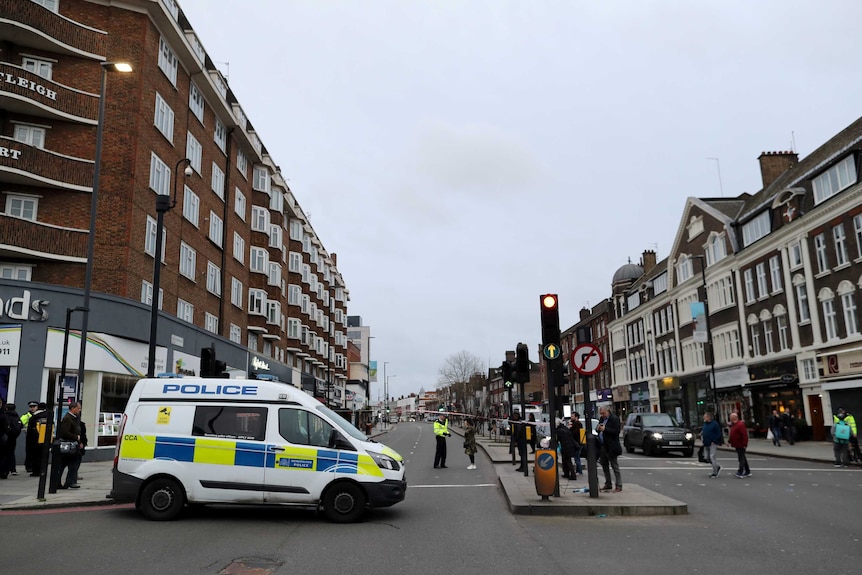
[808,395,825,441]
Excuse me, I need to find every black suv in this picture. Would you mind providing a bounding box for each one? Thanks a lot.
[623,413,694,457]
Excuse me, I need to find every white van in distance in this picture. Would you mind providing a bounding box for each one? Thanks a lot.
[110,377,407,522]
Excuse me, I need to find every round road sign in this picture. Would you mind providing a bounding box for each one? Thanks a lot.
[571,343,603,376]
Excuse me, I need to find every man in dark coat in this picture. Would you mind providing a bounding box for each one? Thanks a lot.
[556,418,577,479]
[55,401,84,489]
[510,411,528,472]
[597,405,622,492]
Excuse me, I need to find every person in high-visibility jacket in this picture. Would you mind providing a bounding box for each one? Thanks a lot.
[433,409,450,468]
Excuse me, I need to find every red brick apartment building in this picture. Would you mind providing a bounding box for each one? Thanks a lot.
[0,0,351,457]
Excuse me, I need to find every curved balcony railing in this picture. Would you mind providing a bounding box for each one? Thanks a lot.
[0,0,107,60]
[0,62,99,124]
[0,214,87,260]
[0,136,94,191]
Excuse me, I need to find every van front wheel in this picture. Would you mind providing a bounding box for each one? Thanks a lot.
[140,477,185,521]
[322,482,366,523]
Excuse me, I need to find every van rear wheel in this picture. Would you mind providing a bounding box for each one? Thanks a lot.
[322,482,366,523]
[139,477,185,521]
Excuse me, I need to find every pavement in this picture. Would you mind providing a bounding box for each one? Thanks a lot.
[0,428,844,516]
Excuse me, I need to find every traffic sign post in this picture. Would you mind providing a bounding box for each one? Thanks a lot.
[571,343,603,376]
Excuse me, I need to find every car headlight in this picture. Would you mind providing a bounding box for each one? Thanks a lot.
[685,432,694,440]
[367,450,400,471]
[652,432,663,440]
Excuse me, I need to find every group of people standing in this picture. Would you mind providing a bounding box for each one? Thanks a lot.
[0,398,87,488]
[767,409,797,446]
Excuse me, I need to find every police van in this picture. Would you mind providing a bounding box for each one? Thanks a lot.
[110,377,407,522]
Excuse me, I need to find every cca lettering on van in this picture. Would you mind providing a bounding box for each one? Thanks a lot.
[161,384,258,395]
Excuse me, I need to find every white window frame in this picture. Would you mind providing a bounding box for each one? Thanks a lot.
[756,262,768,298]
[0,264,33,281]
[789,241,803,269]
[834,224,849,267]
[208,211,223,247]
[813,155,857,205]
[22,56,53,80]
[185,133,202,173]
[249,289,266,315]
[796,282,810,322]
[211,162,225,199]
[179,242,196,281]
[5,194,38,221]
[231,277,243,308]
[237,149,248,179]
[769,256,782,293]
[290,219,303,241]
[814,233,829,274]
[177,298,194,323]
[182,185,199,227]
[153,92,174,142]
[158,36,178,86]
[149,152,170,196]
[250,247,268,273]
[140,280,163,310]
[777,314,789,351]
[189,81,205,122]
[229,323,242,343]
[742,211,771,247]
[206,261,221,296]
[268,262,281,287]
[214,117,227,153]
[822,298,838,340]
[251,206,269,232]
[233,232,245,264]
[744,269,755,303]
[269,224,282,249]
[13,124,46,148]
[288,252,302,273]
[205,312,218,334]
[234,188,246,220]
[253,166,270,192]
[842,292,859,336]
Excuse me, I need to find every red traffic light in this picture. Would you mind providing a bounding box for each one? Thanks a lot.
[541,294,558,310]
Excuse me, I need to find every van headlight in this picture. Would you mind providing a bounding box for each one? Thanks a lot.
[368,451,400,471]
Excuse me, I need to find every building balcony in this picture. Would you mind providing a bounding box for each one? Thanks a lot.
[0,136,93,191]
[0,0,107,60]
[0,62,99,124]
[0,214,87,261]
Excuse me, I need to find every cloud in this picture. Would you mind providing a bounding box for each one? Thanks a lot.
[412,121,542,196]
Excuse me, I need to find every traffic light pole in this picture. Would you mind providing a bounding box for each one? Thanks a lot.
[582,372,599,498]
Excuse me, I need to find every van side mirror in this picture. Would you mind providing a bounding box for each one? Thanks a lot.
[329,429,355,451]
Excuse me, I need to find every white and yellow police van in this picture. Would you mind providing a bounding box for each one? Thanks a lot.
[110,377,406,522]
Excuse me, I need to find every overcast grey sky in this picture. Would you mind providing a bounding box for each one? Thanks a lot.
[180,0,862,401]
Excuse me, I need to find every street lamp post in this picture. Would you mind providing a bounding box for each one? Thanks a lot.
[386,374,397,424]
[691,255,719,423]
[146,157,192,377]
[77,62,133,390]
[382,361,388,428]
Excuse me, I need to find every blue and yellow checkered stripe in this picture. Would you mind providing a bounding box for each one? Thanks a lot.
[120,435,382,476]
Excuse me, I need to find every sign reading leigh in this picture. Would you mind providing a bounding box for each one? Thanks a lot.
[2,72,58,100]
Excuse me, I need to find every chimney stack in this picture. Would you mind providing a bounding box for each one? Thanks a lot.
[640,249,657,274]
[758,151,798,189]
[579,307,591,321]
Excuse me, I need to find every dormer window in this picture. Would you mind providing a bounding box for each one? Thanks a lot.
[813,155,856,205]
[676,255,694,282]
[742,211,771,247]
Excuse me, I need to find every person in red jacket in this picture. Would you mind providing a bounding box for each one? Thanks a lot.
[728,412,751,478]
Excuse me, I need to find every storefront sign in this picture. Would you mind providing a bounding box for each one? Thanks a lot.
[823,349,862,377]
[252,356,270,371]
[0,325,22,366]
[1,72,58,100]
[0,290,49,321]
[748,359,797,383]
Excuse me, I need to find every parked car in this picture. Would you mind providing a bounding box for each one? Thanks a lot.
[623,412,695,457]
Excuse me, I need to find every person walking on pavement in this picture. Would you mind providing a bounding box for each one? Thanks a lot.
[728,412,751,478]
[768,409,782,446]
[832,407,856,468]
[1,402,22,477]
[781,409,795,445]
[464,418,478,469]
[510,411,528,472]
[702,412,722,478]
[597,405,622,492]
[556,417,577,480]
[55,401,84,489]
[433,408,450,469]
[569,412,584,478]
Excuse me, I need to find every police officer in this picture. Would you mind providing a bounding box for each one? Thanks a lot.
[433,408,450,468]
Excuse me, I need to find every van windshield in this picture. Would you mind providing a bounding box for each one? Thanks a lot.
[316,404,369,442]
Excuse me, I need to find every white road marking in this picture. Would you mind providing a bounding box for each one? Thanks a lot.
[410,483,498,489]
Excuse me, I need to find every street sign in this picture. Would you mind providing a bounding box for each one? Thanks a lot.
[543,343,561,360]
[571,343,603,376]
